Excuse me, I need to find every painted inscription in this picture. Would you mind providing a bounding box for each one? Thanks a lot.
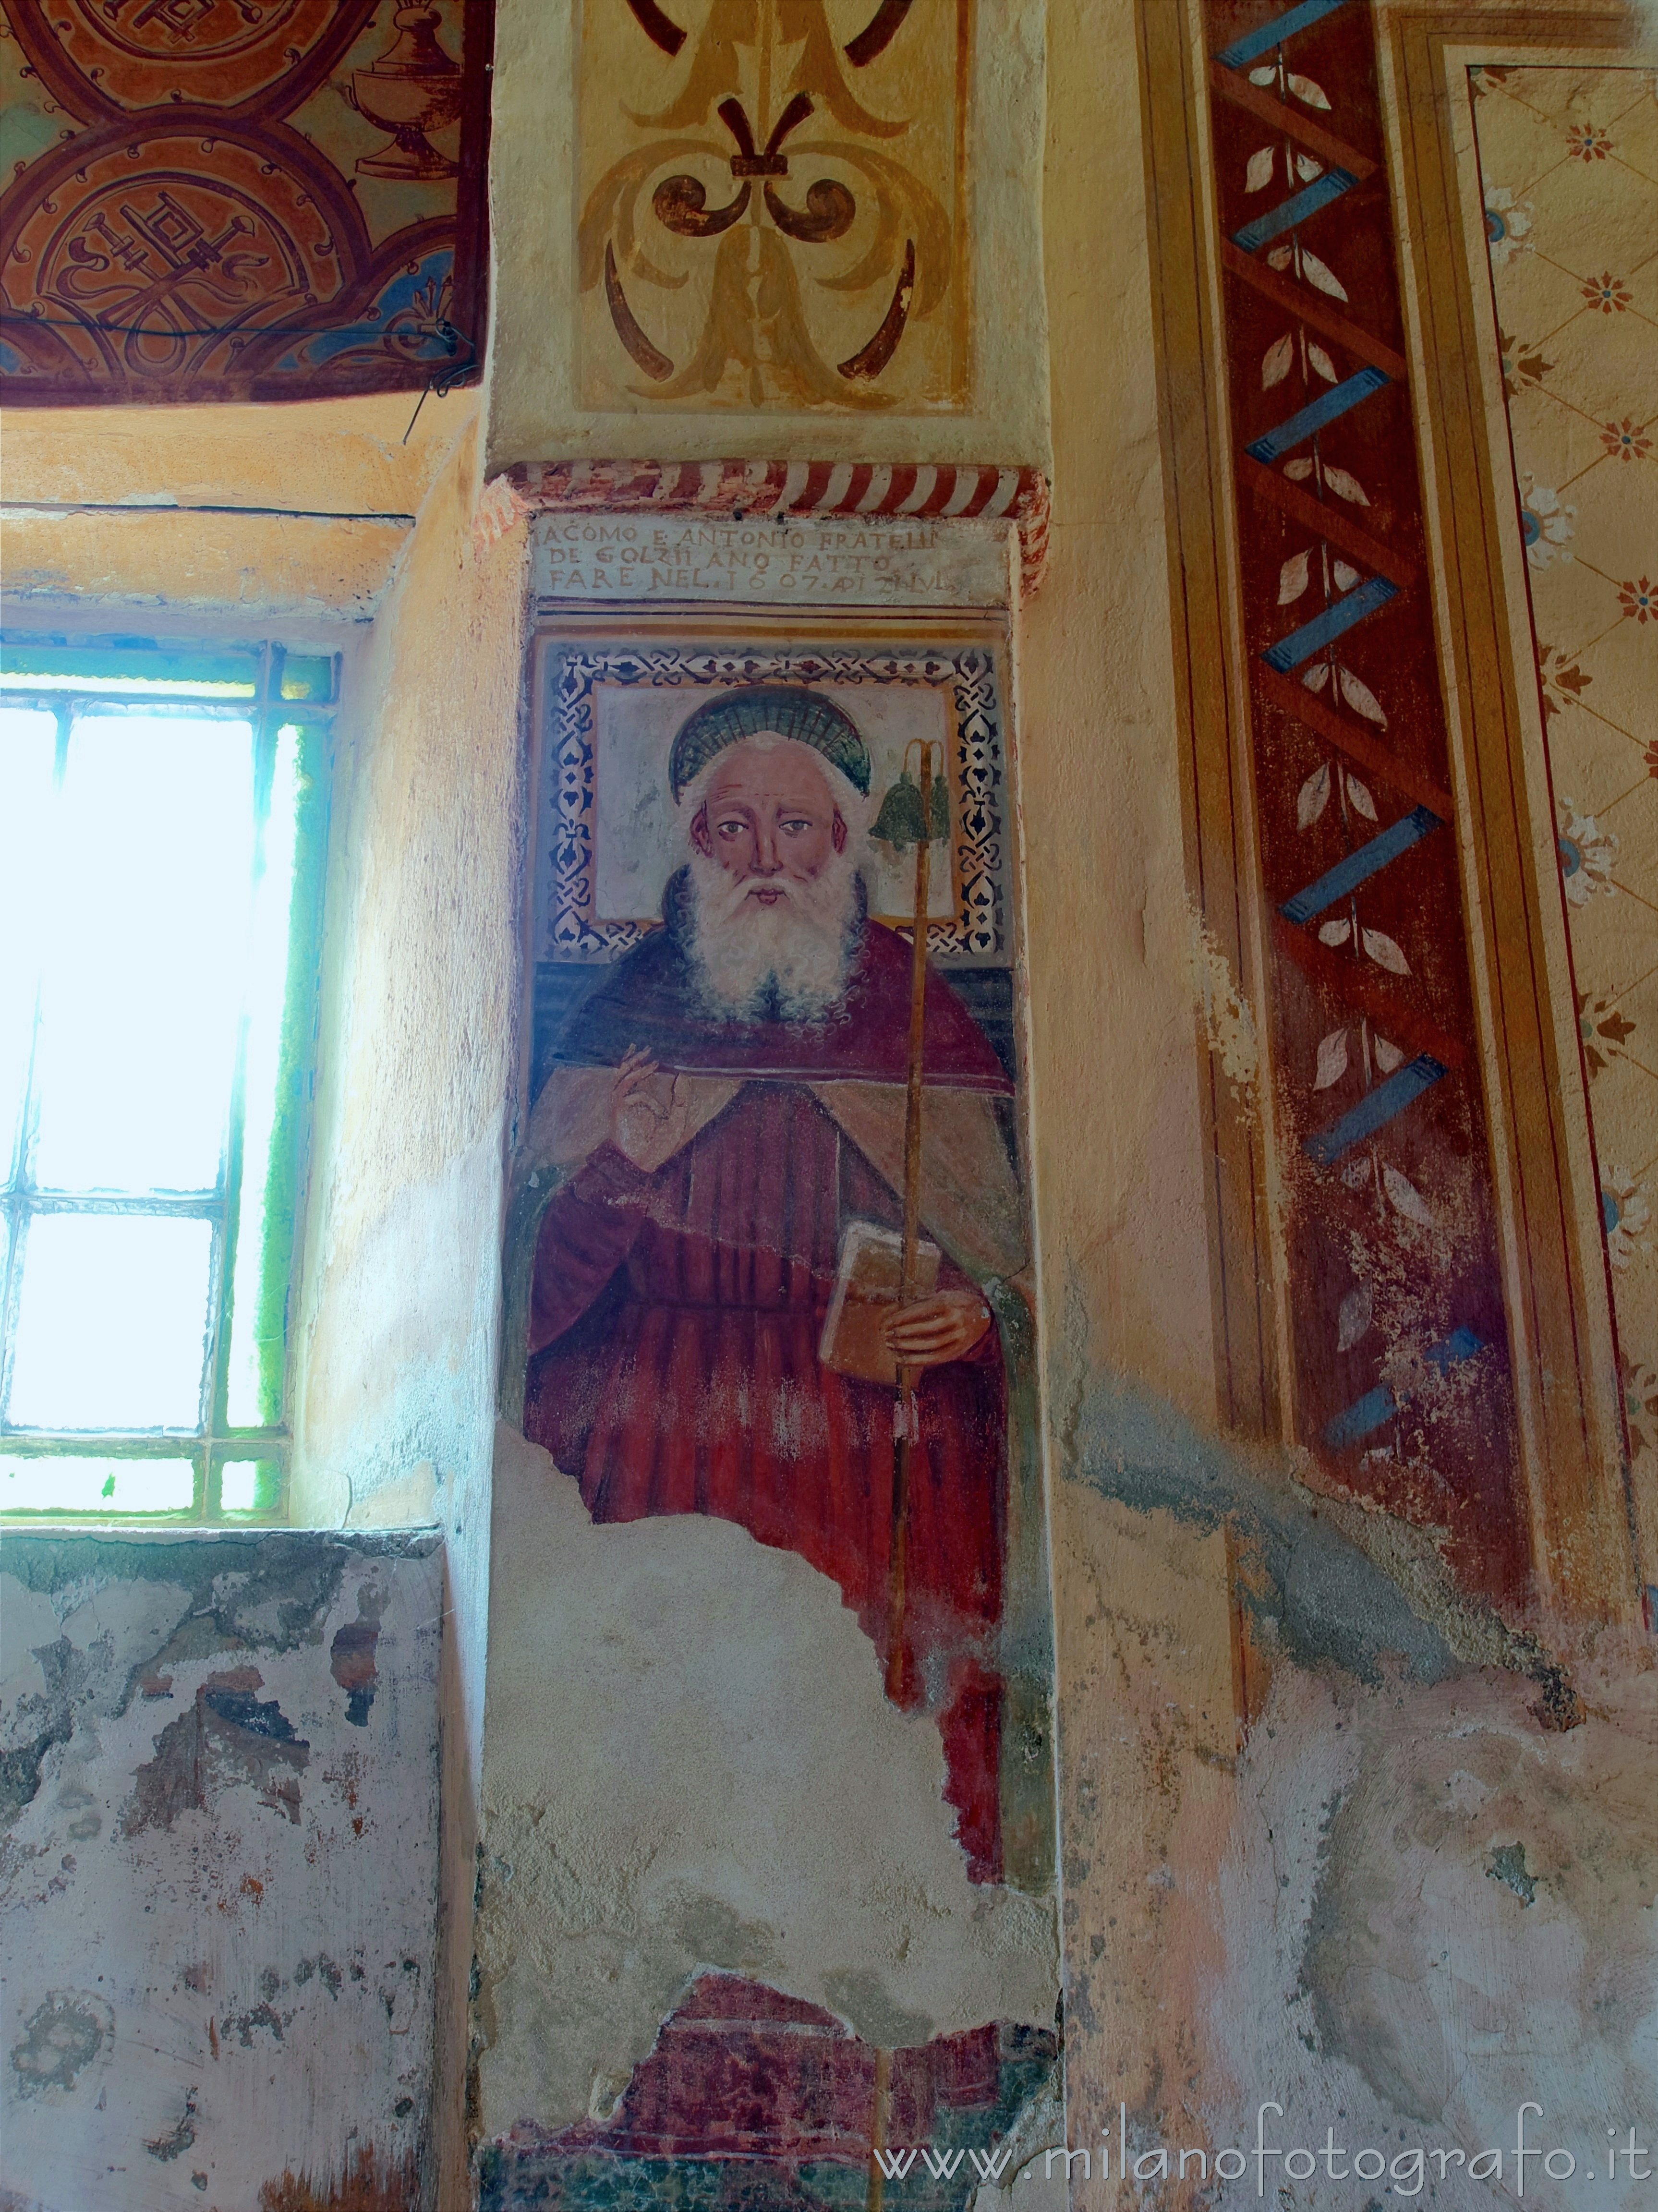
[532,516,1009,606]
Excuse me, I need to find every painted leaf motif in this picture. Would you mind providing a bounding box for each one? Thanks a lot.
[1383,1164,1435,1227]
[1302,661,1331,693]
[1315,1027,1349,1088]
[1373,1035,1405,1073]
[1336,1283,1374,1352]
[1296,151,1325,181]
[1318,918,1352,946]
[1339,665,1388,725]
[1298,759,1331,827]
[1262,333,1295,388]
[1249,63,1279,84]
[1300,249,1349,302]
[1332,558,1360,592]
[1323,466,1369,505]
[1362,927,1410,974]
[1307,341,1338,383]
[1268,244,1295,271]
[1247,145,1277,192]
[1287,72,1331,108]
[1283,456,1317,482]
[1345,771,1377,819]
[1279,548,1312,604]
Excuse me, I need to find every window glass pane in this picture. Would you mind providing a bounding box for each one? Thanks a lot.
[275,653,335,703]
[8,1213,214,1430]
[31,712,255,1195]
[218,1457,282,1514]
[0,1455,195,1513]
[0,645,257,697]
[226,724,305,1426]
[0,706,57,1181]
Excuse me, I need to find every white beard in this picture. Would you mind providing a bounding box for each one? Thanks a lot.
[685,844,860,1022]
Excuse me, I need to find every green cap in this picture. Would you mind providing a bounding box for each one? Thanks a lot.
[669,685,871,802]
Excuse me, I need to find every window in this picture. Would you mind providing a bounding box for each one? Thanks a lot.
[0,638,331,1522]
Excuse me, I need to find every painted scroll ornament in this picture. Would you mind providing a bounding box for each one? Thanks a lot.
[579,0,958,410]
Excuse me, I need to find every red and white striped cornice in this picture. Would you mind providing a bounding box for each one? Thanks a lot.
[476,459,1050,597]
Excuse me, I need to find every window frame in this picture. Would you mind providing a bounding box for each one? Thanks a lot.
[0,634,333,1526]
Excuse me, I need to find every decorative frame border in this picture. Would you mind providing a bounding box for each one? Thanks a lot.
[536,639,1011,965]
[1138,0,1643,1623]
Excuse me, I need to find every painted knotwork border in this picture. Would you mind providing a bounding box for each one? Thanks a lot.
[536,640,1011,966]
[1138,0,1643,1623]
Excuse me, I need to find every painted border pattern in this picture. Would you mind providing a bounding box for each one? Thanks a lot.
[1203,0,1530,1595]
[478,460,1050,596]
[539,641,1010,964]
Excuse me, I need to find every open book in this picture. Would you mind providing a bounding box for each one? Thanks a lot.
[818,1219,941,1386]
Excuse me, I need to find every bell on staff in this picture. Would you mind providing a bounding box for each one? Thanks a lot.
[871,766,950,851]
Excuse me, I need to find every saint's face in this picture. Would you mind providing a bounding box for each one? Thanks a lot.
[691,739,846,907]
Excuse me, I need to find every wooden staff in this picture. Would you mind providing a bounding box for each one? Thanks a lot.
[884,739,935,1704]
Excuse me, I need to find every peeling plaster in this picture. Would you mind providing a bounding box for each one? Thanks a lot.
[0,1532,442,2212]
[1210,1658,1658,2204]
[1187,905,1259,1102]
[1070,1370,1460,1685]
[474,1422,1060,2144]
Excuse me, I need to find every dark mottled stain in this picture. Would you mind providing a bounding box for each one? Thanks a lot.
[10,1991,112,2098]
[330,1586,385,1728]
[0,1637,97,1825]
[0,1727,67,1827]
[294,1954,345,1999]
[1530,1668,1585,1730]
[145,2089,199,2160]
[258,2145,420,2211]
[1487,1841,1538,1905]
[206,1684,303,1742]
[125,1667,310,1835]
[223,2001,285,2049]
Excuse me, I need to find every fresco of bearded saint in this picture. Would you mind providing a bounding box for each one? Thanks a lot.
[520,686,1027,1879]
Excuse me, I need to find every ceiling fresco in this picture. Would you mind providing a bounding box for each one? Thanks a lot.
[0,0,493,405]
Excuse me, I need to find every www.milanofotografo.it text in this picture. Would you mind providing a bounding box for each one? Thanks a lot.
[871,2105,1654,2193]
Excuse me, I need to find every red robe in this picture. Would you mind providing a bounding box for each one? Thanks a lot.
[526,890,1017,1880]
[526,1082,1007,1879]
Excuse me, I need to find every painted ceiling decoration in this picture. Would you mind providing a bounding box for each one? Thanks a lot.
[0,0,494,405]
[577,0,968,413]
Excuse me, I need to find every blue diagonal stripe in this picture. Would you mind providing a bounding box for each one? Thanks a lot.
[1233,169,1358,253]
[1303,1054,1447,1164]
[1263,577,1398,671]
[1323,1326,1485,1448]
[1280,806,1441,923]
[1216,0,1352,68]
[1246,367,1390,463]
